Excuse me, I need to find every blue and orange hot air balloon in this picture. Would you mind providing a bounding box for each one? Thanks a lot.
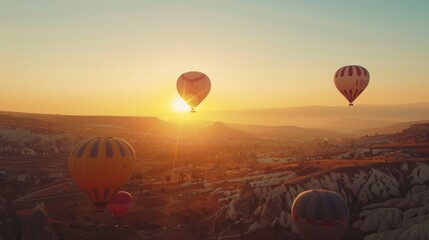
[68,137,136,211]
[334,65,370,106]
[291,189,349,240]
[177,71,211,112]
[106,191,133,219]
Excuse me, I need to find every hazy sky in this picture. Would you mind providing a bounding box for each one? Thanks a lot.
[1,1,428,116]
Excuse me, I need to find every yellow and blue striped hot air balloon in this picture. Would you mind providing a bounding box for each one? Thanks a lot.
[68,137,136,210]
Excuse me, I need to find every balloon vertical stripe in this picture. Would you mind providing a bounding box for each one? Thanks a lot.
[77,139,92,157]
[342,90,349,100]
[314,194,324,220]
[105,139,113,157]
[328,194,340,219]
[348,66,353,76]
[117,138,135,156]
[352,89,359,100]
[355,66,361,76]
[340,67,346,77]
[90,139,100,158]
[114,139,126,157]
[348,89,353,102]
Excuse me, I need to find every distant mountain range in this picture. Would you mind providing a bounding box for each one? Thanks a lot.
[205,122,252,138]
[0,111,343,141]
[229,123,342,139]
[353,120,429,136]
[185,102,429,133]
[1,102,429,138]
[0,111,172,135]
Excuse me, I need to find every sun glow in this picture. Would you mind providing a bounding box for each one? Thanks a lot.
[172,98,191,112]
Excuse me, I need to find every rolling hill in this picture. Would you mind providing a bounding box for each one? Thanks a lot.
[0,111,174,136]
[322,118,399,133]
[0,111,345,141]
[2,103,429,140]
[353,120,429,136]
[189,102,429,131]
[230,123,343,139]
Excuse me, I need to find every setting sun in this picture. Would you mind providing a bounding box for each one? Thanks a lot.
[172,98,191,112]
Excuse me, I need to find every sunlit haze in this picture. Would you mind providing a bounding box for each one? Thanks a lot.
[172,98,191,113]
[1,1,428,117]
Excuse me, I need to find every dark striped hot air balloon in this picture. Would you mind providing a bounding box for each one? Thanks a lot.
[68,137,136,211]
[334,65,370,106]
[291,189,349,240]
[177,71,211,112]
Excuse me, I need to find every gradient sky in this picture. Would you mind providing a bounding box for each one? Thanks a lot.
[1,1,428,116]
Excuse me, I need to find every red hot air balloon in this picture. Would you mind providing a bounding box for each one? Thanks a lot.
[291,189,349,240]
[106,191,133,219]
[177,71,211,112]
[334,65,370,106]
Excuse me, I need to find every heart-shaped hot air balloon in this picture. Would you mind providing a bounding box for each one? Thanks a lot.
[334,65,370,106]
[68,137,136,211]
[176,71,211,112]
[292,189,349,240]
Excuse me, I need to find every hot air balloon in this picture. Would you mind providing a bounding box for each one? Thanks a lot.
[106,191,133,219]
[177,71,211,112]
[68,137,136,211]
[334,65,369,106]
[291,189,349,240]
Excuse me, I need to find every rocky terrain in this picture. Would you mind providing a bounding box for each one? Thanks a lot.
[1,111,429,239]
[0,127,78,157]
[221,162,429,239]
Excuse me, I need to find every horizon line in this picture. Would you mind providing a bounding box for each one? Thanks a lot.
[1,101,429,118]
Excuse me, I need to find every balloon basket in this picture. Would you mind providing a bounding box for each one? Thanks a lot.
[349,103,353,106]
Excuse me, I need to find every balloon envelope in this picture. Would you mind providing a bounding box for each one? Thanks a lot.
[106,191,133,219]
[291,189,349,240]
[68,137,136,210]
[334,65,369,106]
[176,71,211,111]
